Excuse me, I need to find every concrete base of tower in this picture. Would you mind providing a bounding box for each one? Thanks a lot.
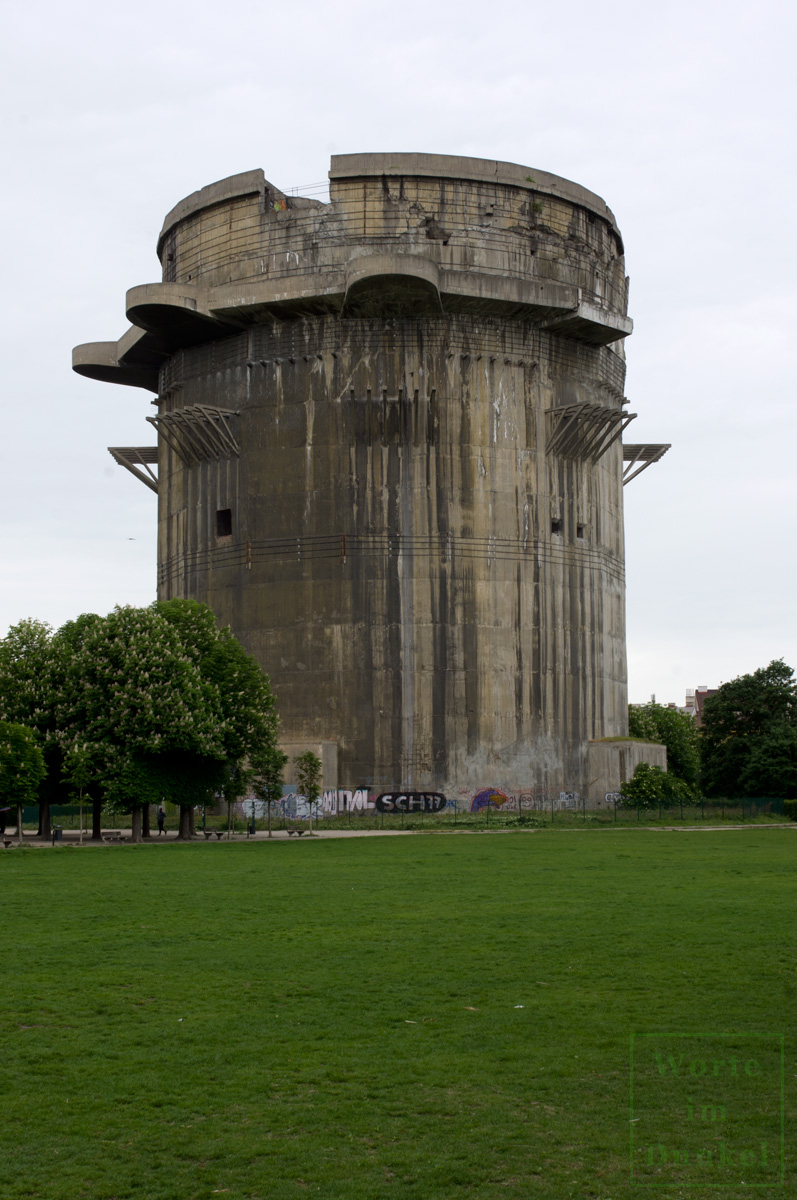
[270,733,669,811]
[587,739,667,805]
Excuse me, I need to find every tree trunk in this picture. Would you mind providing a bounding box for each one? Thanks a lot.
[189,806,195,838]
[267,801,272,838]
[131,806,142,844]
[92,797,102,841]
[38,798,51,840]
[178,806,191,841]
[17,803,23,845]
[142,804,151,839]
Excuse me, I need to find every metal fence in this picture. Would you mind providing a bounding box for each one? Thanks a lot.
[8,796,788,834]
[243,795,788,830]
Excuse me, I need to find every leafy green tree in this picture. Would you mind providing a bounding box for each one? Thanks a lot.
[0,619,60,836]
[0,721,46,844]
[0,619,54,724]
[156,600,280,835]
[52,615,104,837]
[293,750,322,832]
[628,702,700,786]
[620,762,693,810]
[56,606,225,842]
[252,745,288,837]
[61,742,96,844]
[701,660,797,798]
[3,601,282,843]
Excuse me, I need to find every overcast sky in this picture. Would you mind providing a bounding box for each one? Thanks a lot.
[2,0,795,704]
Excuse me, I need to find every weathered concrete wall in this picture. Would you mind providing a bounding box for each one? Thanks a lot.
[75,153,640,798]
[587,740,668,805]
[280,742,339,790]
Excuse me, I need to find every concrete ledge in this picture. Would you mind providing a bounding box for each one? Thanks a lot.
[543,300,633,346]
[441,272,578,319]
[117,324,167,368]
[126,282,237,345]
[209,274,346,320]
[343,253,442,316]
[127,282,202,326]
[72,341,159,391]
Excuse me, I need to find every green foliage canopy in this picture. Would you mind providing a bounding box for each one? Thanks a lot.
[252,744,289,808]
[293,751,323,830]
[156,600,279,798]
[0,618,57,739]
[0,721,46,809]
[293,751,322,807]
[620,762,694,809]
[1,601,283,826]
[700,660,797,798]
[627,701,700,785]
[55,605,225,811]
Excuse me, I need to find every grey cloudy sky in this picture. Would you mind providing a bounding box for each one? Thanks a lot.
[2,0,795,704]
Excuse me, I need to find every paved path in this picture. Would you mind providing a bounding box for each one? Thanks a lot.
[5,823,794,847]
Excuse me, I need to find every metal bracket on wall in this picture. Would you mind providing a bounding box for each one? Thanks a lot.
[622,443,671,485]
[545,403,637,462]
[108,446,158,493]
[146,405,240,467]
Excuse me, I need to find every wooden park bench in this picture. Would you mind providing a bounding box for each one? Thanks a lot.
[102,830,126,843]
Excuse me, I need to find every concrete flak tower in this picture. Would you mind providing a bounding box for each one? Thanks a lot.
[74,153,668,800]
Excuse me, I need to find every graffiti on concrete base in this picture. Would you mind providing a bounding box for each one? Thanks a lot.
[465,788,582,812]
[470,788,510,812]
[242,784,588,820]
[376,792,447,813]
[321,789,371,814]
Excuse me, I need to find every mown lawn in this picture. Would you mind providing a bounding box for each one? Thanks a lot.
[0,829,792,1199]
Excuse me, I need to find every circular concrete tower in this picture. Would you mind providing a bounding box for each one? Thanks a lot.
[75,153,651,798]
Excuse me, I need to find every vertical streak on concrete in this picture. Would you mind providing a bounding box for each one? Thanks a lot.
[398,441,415,788]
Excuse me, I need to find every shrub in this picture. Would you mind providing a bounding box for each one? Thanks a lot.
[620,762,697,809]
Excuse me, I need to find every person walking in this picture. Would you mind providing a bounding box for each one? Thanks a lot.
[157,805,166,836]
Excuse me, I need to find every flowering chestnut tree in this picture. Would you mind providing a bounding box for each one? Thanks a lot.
[156,599,281,830]
[1,602,282,843]
[56,606,225,842]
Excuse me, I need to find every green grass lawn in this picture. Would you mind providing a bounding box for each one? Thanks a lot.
[0,829,792,1199]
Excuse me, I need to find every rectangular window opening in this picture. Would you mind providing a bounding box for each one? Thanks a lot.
[551,518,563,536]
[216,508,232,538]
[577,523,586,539]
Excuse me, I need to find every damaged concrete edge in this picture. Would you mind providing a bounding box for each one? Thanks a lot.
[329,152,622,240]
[156,169,285,258]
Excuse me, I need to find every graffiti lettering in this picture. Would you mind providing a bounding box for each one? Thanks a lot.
[376,792,447,813]
[321,789,372,814]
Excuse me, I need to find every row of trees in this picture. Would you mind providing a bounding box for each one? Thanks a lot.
[623,659,797,806]
[0,601,287,842]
